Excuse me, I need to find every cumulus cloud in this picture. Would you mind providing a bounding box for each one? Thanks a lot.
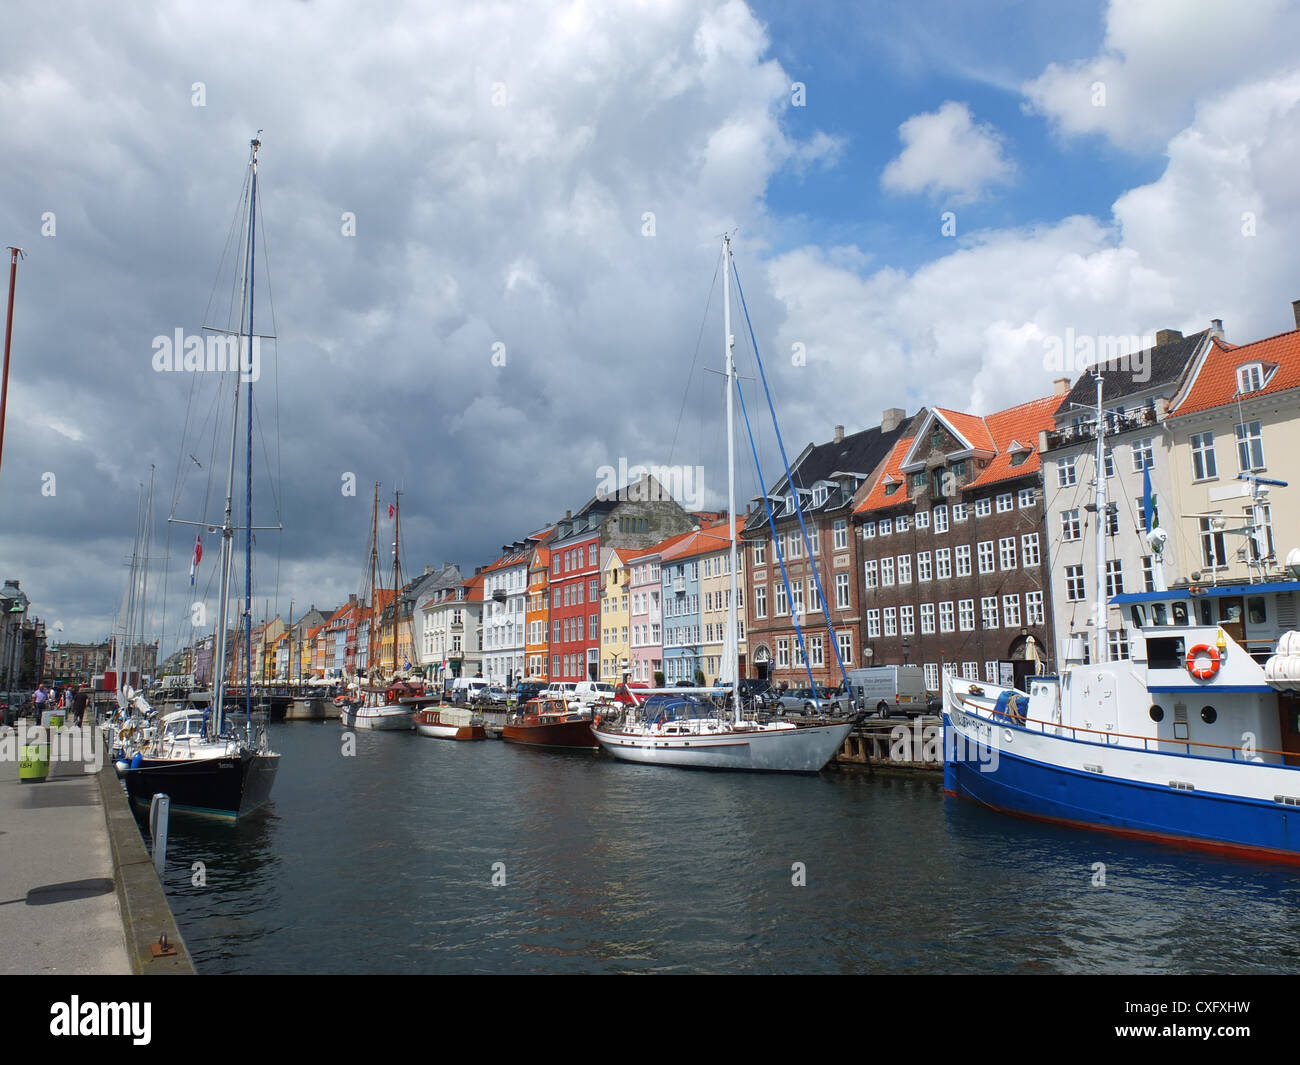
[880,101,1015,204]
[1022,0,1300,149]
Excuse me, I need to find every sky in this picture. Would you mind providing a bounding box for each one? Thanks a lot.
[3,0,1300,651]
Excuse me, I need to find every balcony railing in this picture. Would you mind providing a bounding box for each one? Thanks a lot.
[1044,405,1158,450]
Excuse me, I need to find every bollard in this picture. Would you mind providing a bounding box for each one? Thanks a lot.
[149,793,170,876]
[19,726,50,783]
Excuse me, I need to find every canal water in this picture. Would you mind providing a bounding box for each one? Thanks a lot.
[149,722,1300,974]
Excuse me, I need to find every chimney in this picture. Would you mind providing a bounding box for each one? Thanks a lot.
[424,564,433,575]
[833,425,844,444]
[1053,377,1069,395]
[881,408,905,433]
[564,510,571,520]
[1154,328,1182,346]
[1292,300,1300,331]
[1210,318,1224,339]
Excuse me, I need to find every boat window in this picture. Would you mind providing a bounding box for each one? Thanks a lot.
[1146,637,1186,670]
[1219,598,1244,624]
[1172,603,1189,625]
[1197,600,1213,625]
[1201,706,1217,724]
[1149,705,1164,722]
[1152,603,1169,625]
[1247,597,1267,625]
[1130,605,1148,627]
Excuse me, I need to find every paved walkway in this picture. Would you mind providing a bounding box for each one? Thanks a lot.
[0,722,131,974]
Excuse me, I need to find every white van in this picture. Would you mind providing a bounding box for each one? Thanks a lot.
[571,681,617,706]
[450,677,489,704]
[846,665,928,718]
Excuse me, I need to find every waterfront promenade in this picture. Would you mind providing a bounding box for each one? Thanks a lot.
[0,723,192,974]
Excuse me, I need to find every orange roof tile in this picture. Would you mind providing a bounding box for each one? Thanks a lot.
[659,516,748,561]
[462,573,486,599]
[1173,330,1300,416]
[930,408,995,452]
[966,394,1062,489]
[854,436,914,514]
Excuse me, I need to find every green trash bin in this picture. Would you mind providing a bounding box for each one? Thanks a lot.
[19,730,50,783]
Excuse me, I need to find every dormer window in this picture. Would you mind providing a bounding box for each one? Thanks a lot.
[1237,362,1269,394]
[1009,451,1029,467]
[812,486,828,507]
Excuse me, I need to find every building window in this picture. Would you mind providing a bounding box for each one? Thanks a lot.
[776,638,789,667]
[981,596,998,629]
[998,537,1016,570]
[1066,564,1086,602]
[952,502,968,522]
[1018,488,1036,508]
[1021,533,1040,568]
[755,585,767,619]
[862,522,875,539]
[955,545,971,577]
[1108,629,1130,661]
[962,662,979,680]
[1026,591,1045,625]
[977,541,995,574]
[939,602,955,633]
[900,605,914,636]
[883,609,897,637]
[933,505,949,534]
[1199,518,1227,568]
[896,515,911,533]
[753,540,766,565]
[788,535,802,560]
[834,574,850,609]
[1058,458,1077,487]
[958,599,975,631]
[589,544,598,567]
[1236,363,1265,394]
[897,555,912,584]
[775,584,789,615]
[924,663,940,691]
[1103,447,1115,478]
[917,551,932,582]
[1132,438,1154,472]
[915,511,930,529]
[880,558,895,587]
[879,518,892,536]
[808,635,824,667]
[1003,594,1021,627]
[974,498,991,518]
[920,603,936,634]
[1061,509,1082,542]
[1106,559,1124,597]
[833,520,848,550]
[1189,431,1217,481]
[936,548,952,580]
[996,493,1013,513]
[837,631,853,665]
[1246,503,1275,561]
[1235,420,1265,471]
[866,610,881,639]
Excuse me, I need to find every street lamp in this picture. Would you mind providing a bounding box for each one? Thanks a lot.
[901,637,910,665]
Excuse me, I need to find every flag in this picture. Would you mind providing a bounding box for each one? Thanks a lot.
[388,503,395,520]
[190,535,203,585]
[1142,465,1158,532]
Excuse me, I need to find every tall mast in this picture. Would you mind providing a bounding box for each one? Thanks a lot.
[212,135,260,736]
[368,482,379,679]
[1093,371,1108,664]
[723,235,740,724]
[244,135,259,729]
[392,490,402,673]
[139,466,155,688]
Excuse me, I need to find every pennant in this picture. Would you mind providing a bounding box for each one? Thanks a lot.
[1141,465,1158,532]
[190,534,203,585]
[388,503,395,520]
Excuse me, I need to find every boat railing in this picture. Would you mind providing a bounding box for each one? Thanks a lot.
[953,694,1297,765]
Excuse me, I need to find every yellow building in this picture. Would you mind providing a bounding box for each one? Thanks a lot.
[600,548,633,682]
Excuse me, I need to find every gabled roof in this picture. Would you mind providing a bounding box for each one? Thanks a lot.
[1063,329,1209,411]
[926,408,995,455]
[659,516,748,562]
[967,394,1062,489]
[1171,329,1300,417]
[461,573,485,600]
[854,436,915,514]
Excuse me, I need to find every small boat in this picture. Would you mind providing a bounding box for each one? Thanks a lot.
[341,681,417,731]
[412,704,486,741]
[503,696,599,749]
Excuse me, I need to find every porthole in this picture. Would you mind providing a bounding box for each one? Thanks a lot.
[1201,706,1217,725]
[1149,705,1165,722]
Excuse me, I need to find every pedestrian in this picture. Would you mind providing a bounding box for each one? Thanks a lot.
[33,683,48,721]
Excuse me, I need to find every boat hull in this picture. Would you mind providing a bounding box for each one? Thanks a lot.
[341,705,414,730]
[413,707,486,741]
[502,718,599,749]
[123,749,280,820]
[944,708,1300,864]
[592,719,853,772]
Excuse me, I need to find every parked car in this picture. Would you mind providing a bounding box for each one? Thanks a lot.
[515,681,546,705]
[773,686,826,715]
[614,682,649,706]
[572,681,617,706]
[474,685,509,707]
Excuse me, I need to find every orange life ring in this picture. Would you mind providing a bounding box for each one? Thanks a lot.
[1185,643,1220,681]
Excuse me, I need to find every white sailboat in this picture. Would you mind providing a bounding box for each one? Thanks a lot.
[120,134,280,819]
[592,237,855,772]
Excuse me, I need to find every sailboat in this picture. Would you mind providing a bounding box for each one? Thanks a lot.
[592,237,857,772]
[943,373,1300,863]
[120,135,280,819]
[340,486,418,730]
